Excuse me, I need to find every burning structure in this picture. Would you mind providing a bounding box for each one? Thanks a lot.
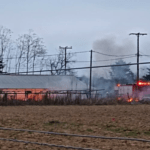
[0,75,89,100]
[114,81,150,102]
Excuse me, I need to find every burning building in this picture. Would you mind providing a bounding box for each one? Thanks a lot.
[0,75,88,100]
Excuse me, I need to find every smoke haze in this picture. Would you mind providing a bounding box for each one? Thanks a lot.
[92,36,136,76]
[78,37,137,96]
[93,36,136,63]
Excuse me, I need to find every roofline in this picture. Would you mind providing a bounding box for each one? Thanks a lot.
[0,74,75,76]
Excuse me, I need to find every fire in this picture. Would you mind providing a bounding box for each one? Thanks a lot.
[117,84,121,87]
[137,81,150,86]
[0,89,48,101]
[117,97,121,100]
[128,98,133,102]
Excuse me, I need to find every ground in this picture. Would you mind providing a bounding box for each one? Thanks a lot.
[0,105,149,149]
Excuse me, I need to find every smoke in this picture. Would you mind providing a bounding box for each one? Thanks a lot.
[78,37,137,97]
[92,36,136,65]
[78,75,115,97]
[79,37,150,98]
[92,36,136,77]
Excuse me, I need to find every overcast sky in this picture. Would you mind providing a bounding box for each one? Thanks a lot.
[1,0,150,77]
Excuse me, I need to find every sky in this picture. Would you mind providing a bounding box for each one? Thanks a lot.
[1,0,150,77]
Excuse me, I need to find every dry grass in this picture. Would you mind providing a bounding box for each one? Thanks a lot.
[0,95,132,106]
[0,105,149,149]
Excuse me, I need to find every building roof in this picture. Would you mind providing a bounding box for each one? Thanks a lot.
[0,75,88,90]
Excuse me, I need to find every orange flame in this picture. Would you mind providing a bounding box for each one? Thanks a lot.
[117,97,121,100]
[117,84,121,87]
[128,98,133,102]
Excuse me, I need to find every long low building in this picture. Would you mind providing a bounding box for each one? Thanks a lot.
[0,75,88,100]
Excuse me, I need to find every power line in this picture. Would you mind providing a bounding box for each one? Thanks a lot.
[2,51,90,60]
[139,51,150,57]
[4,55,137,71]
[71,51,90,54]
[7,61,150,74]
[93,50,136,57]
[2,51,136,60]
[74,56,137,63]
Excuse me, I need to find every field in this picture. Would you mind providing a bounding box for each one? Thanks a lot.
[0,105,150,150]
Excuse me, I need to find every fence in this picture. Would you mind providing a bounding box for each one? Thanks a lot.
[0,89,122,106]
[0,89,103,101]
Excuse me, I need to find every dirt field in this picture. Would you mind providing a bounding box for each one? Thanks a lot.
[0,105,150,150]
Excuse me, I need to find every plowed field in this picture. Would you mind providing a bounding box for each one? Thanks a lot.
[0,105,150,150]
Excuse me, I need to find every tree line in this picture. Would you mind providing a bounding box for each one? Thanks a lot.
[0,26,74,75]
[1,25,150,81]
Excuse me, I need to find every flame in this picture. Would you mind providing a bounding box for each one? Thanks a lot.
[137,81,150,86]
[117,84,121,87]
[117,97,121,100]
[128,98,133,102]
[0,89,49,101]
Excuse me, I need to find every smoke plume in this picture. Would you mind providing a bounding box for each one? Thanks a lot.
[79,37,136,97]
[93,36,136,65]
[92,36,136,76]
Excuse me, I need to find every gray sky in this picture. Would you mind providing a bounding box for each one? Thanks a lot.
[1,0,150,77]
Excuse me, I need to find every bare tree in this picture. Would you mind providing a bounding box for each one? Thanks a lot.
[0,26,13,73]
[46,49,75,75]
[5,43,14,73]
[31,38,46,74]
[16,35,26,73]
[16,30,46,74]
[0,26,12,56]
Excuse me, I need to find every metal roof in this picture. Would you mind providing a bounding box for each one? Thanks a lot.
[0,75,88,90]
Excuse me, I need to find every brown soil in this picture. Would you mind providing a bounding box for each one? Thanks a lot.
[0,105,150,150]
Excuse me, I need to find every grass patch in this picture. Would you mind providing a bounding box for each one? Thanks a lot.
[105,124,116,128]
[144,130,150,136]
[43,121,67,128]
[104,124,141,137]
[86,128,93,132]
[70,123,83,127]
[125,131,141,137]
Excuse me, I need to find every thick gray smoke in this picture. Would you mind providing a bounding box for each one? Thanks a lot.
[92,36,136,77]
[93,37,136,66]
[79,37,136,97]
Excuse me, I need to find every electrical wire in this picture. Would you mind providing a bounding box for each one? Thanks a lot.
[93,50,136,57]
[70,51,90,54]
[138,51,150,58]
[2,51,90,60]
[74,56,137,63]
[6,61,150,74]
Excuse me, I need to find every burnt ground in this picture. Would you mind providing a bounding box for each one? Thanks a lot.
[0,105,149,149]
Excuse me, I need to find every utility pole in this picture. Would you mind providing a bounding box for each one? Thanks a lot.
[89,50,92,98]
[129,33,147,84]
[59,46,72,75]
[0,55,4,74]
